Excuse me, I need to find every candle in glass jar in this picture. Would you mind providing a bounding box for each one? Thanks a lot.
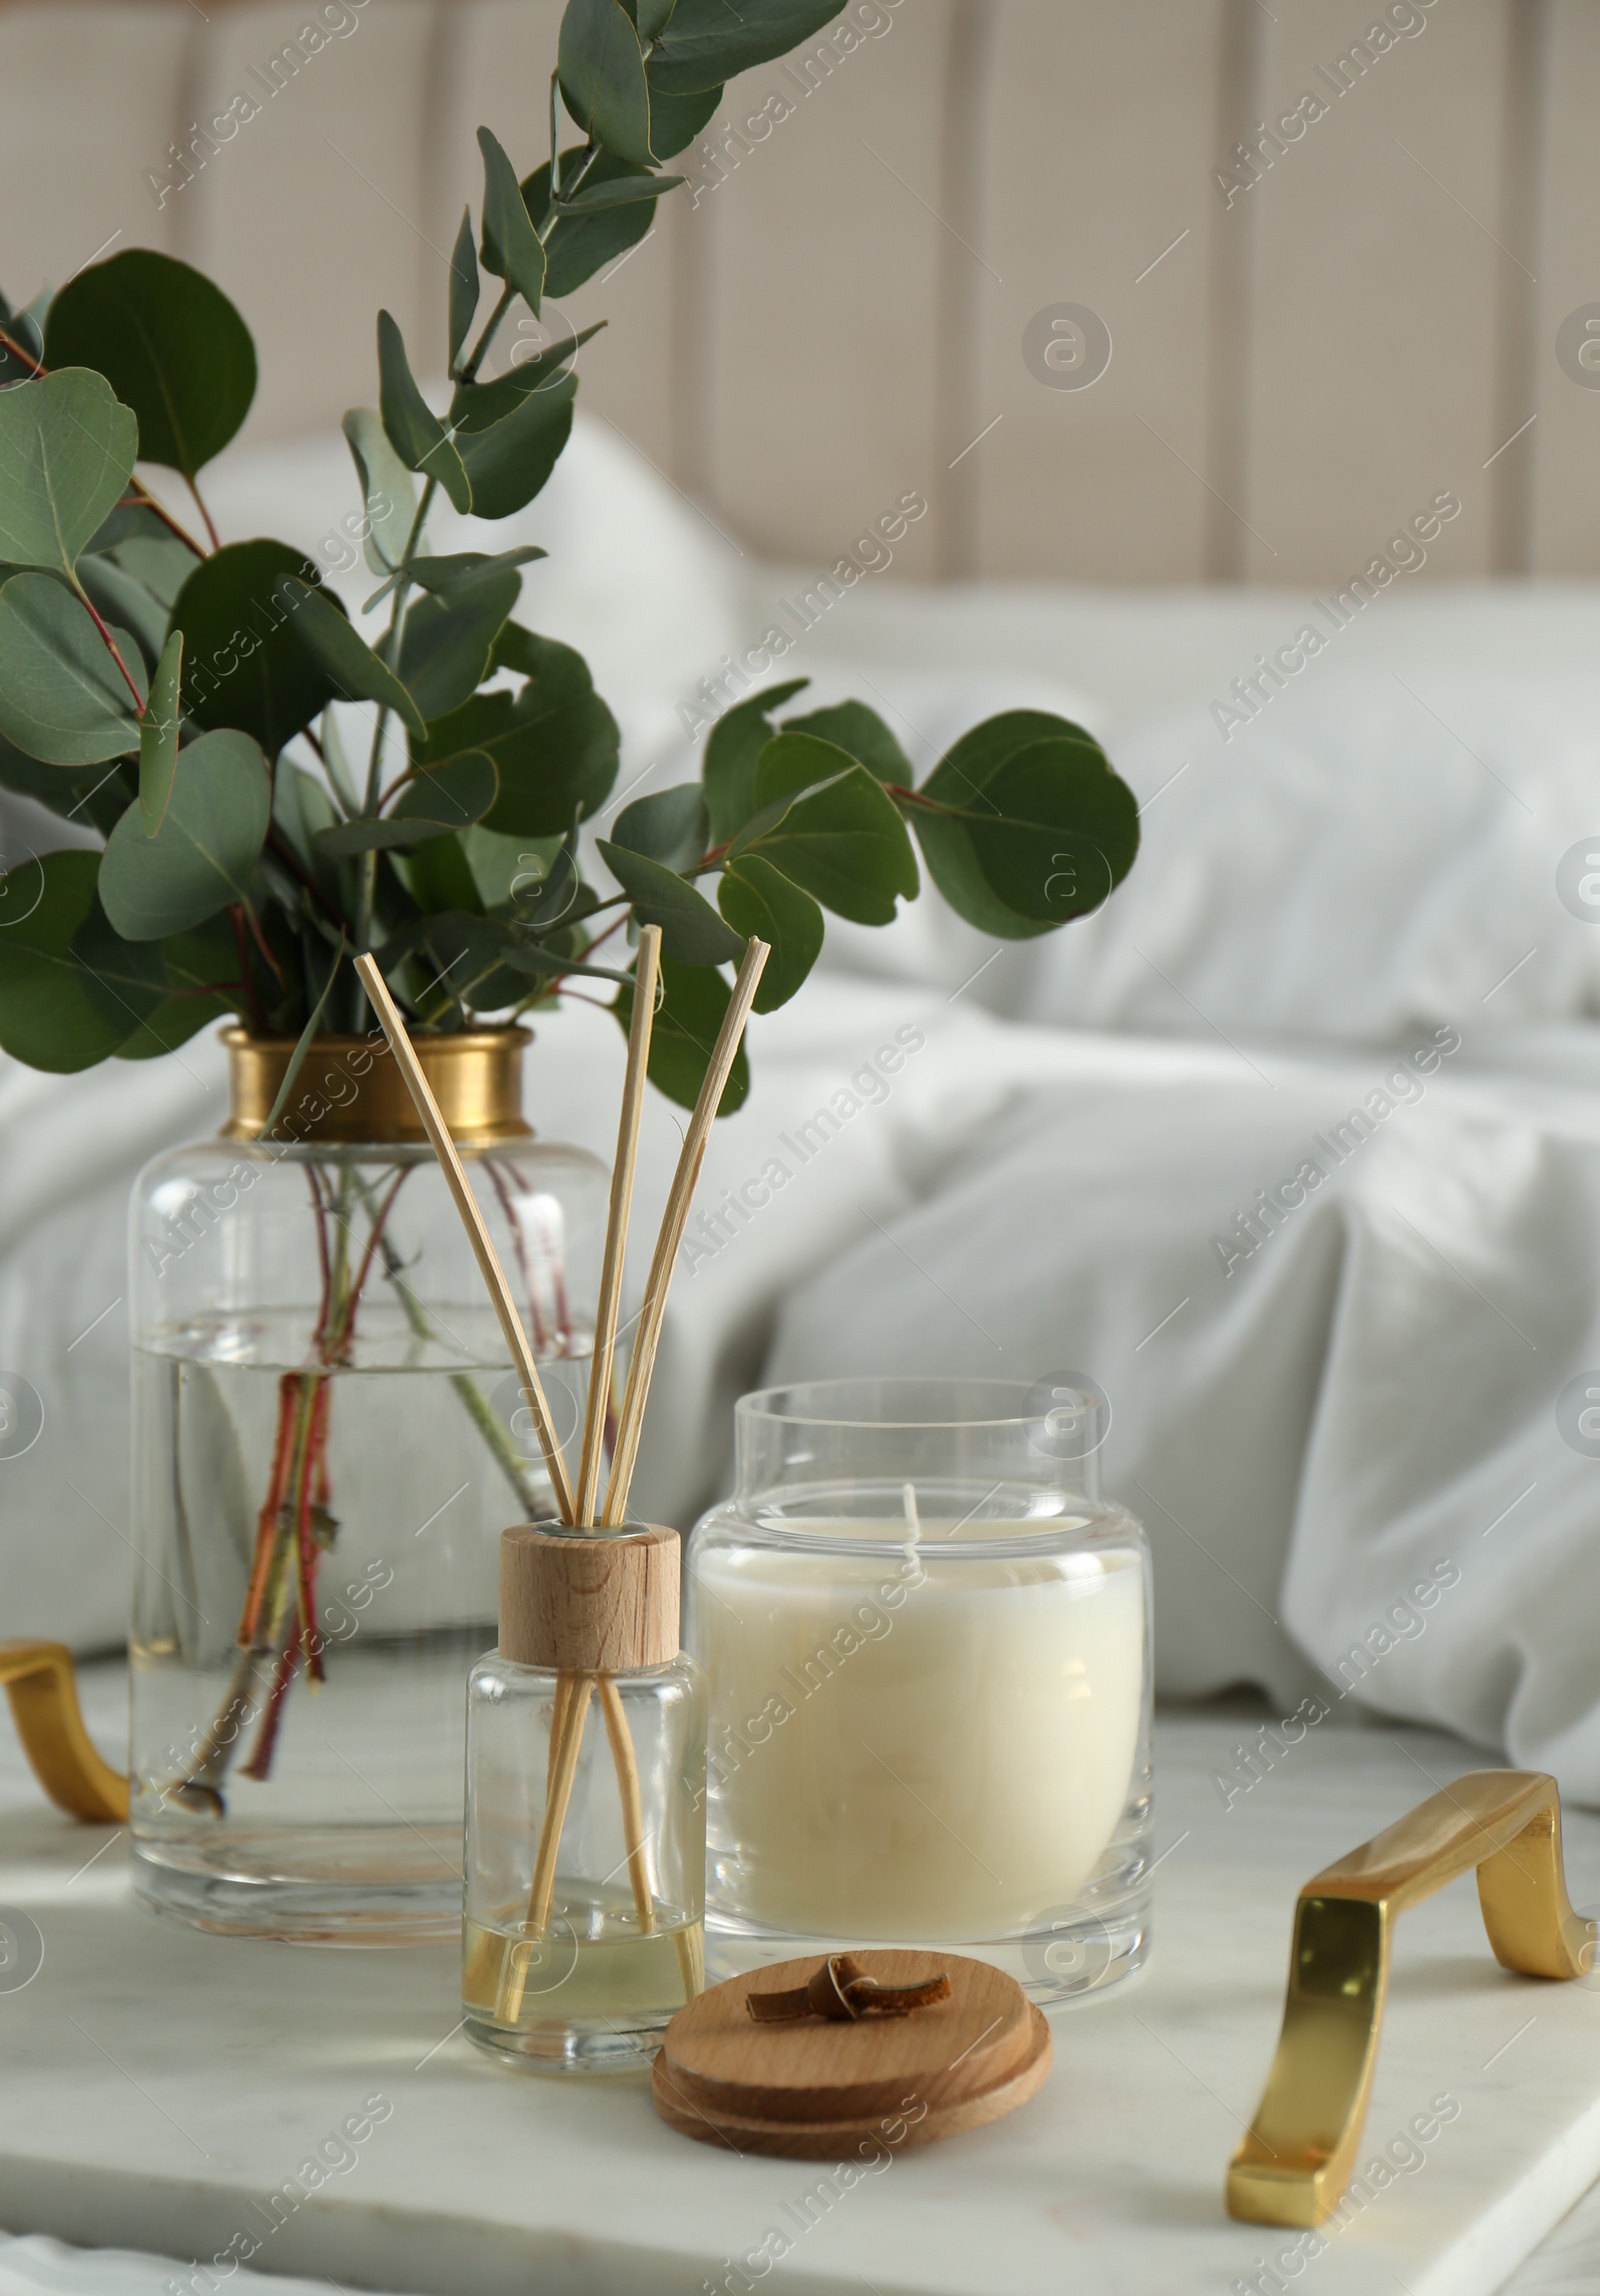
[690,1518,1146,1942]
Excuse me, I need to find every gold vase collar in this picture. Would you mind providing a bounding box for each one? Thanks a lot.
[220,1026,533,1147]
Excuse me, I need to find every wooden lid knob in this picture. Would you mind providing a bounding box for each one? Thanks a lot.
[498,1523,679,1671]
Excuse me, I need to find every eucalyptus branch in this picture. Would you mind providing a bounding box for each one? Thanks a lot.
[70,577,145,711]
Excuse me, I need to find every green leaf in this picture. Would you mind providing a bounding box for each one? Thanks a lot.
[448,206,480,373]
[276,577,427,739]
[748,753,918,925]
[0,572,140,762]
[342,407,417,576]
[107,534,199,610]
[172,539,339,756]
[403,830,483,915]
[317,753,499,855]
[491,623,594,694]
[612,782,707,870]
[455,372,576,521]
[419,685,619,835]
[521,150,660,298]
[478,127,548,316]
[404,547,545,597]
[781,700,909,785]
[560,0,654,164]
[0,292,43,389]
[44,252,255,478]
[718,854,822,1011]
[462,824,554,912]
[643,78,722,158]
[0,368,137,582]
[596,839,743,964]
[257,942,346,1134]
[114,992,231,1059]
[70,897,170,1026]
[752,729,858,806]
[0,733,132,833]
[0,850,140,1069]
[75,551,167,669]
[558,167,681,212]
[646,0,845,92]
[397,569,520,721]
[612,951,748,1113]
[702,677,808,843]
[634,0,678,39]
[448,320,601,428]
[99,727,271,939]
[376,312,471,514]
[139,627,183,832]
[914,711,1138,937]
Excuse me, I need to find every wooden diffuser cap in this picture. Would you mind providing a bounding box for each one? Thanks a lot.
[498,1523,679,1672]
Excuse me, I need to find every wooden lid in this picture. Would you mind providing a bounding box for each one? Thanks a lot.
[498,1523,679,1671]
[652,1950,1051,2157]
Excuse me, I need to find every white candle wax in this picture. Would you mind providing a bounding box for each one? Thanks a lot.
[692,1520,1146,1941]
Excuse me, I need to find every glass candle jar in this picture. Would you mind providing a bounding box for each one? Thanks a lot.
[463,1523,706,2072]
[686,1378,1152,2005]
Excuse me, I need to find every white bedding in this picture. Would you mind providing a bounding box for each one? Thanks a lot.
[4,411,1600,2295]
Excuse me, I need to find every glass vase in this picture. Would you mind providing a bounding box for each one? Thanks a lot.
[127,1026,608,1942]
[685,1377,1152,2006]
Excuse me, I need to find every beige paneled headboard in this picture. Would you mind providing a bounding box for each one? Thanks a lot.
[0,0,1588,587]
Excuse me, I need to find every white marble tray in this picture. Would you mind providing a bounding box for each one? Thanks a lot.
[1,1693,1598,2296]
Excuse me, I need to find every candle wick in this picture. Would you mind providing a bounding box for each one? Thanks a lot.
[900,1479,922,1567]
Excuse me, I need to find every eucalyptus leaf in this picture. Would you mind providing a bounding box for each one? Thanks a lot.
[611,951,748,1114]
[173,540,339,757]
[100,726,271,940]
[782,699,910,785]
[317,753,499,855]
[71,898,170,1027]
[559,0,654,165]
[448,206,480,373]
[0,368,137,582]
[0,572,140,763]
[448,321,601,429]
[611,782,707,871]
[703,678,808,842]
[747,754,919,925]
[642,79,722,159]
[557,169,681,212]
[0,850,139,1069]
[718,854,822,1010]
[376,312,471,515]
[478,127,548,315]
[110,534,199,611]
[275,577,427,740]
[44,251,256,477]
[405,547,545,597]
[0,734,132,834]
[522,150,662,298]
[914,711,1137,938]
[76,551,168,669]
[397,568,520,720]
[456,371,576,520]
[645,0,846,92]
[596,839,743,964]
[342,407,417,576]
[139,628,183,833]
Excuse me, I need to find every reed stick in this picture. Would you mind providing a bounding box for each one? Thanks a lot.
[575,924,660,1526]
[496,1672,594,2023]
[353,953,575,1524]
[601,937,769,1526]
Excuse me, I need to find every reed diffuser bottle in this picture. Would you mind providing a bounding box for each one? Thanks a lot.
[462,1523,705,2070]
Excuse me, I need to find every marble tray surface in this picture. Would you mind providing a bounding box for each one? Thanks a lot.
[0,1670,1597,2296]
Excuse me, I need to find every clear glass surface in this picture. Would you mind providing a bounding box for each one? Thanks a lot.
[685,1377,1152,2006]
[462,1650,705,2071]
[128,1133,607,1941]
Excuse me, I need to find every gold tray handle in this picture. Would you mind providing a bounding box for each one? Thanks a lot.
[0,1641,128,1825]
[1227,1767,1595,2229]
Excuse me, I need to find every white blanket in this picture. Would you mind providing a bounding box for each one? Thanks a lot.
[4,412,1600,1803]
